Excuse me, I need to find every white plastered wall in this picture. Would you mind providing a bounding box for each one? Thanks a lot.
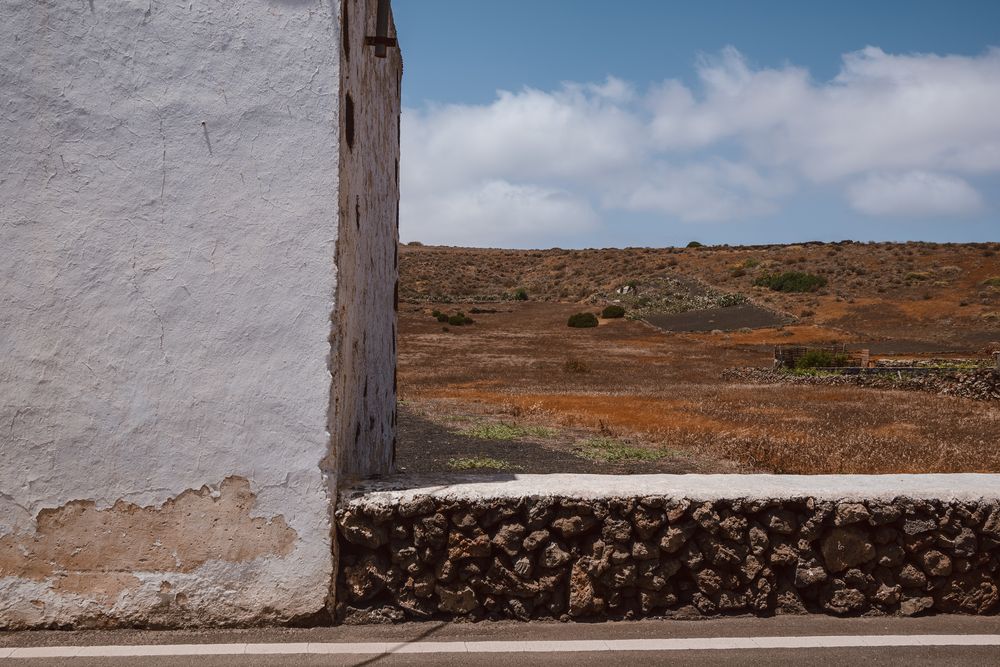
[0,0,351,627]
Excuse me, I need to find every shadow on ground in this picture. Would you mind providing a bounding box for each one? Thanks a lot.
[393,404,707,475]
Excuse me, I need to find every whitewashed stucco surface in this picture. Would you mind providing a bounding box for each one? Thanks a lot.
[0,0,347,627]
[330,0,401,478]
[341,473,1000,506]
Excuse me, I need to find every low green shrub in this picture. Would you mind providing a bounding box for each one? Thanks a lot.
[981,276,1000,288]
[601,305,626,319]
[686,241,703,248]
[754,271,827,293]
[567,312,599,328]
[513,287,529,301]
[448,312,474,326]
[794,349,850,369]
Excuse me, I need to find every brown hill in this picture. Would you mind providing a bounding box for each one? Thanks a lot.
[400,241,1000,350]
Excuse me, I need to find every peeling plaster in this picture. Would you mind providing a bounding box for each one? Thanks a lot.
[0,477,296,582]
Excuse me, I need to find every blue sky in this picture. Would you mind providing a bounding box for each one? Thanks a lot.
[393,1,1000,248]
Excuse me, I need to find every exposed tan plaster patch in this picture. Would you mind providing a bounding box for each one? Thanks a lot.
[51,572,142,602]
[0,477,296,592]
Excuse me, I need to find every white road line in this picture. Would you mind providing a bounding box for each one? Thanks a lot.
[4,634,1000,659]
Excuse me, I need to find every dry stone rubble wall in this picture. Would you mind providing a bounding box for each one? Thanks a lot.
[724,367,1000,402]
[336,488,1000,622]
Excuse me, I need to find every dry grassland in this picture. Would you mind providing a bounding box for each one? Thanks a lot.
[398,242,1000,474]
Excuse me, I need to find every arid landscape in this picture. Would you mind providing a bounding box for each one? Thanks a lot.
[396,241,1000,475]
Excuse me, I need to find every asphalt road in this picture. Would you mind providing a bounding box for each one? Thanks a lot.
[2,616,1000,666]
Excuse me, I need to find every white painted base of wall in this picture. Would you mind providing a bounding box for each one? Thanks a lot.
[341,473,1000,505]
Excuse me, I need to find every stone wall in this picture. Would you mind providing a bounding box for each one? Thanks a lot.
[723,367,1000,402]
[335,475,1000,622]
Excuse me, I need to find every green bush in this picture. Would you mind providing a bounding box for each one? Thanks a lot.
[513,287,529,301]
[981,276,1000,288]
[795,349,850,369]
[601,305,626,319]
[567,312,599,328]
[686,241,704,248]
[447,312,474,326]
[435,312,449,323]
[754,271,827,293]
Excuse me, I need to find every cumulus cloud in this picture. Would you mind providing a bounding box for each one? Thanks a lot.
[609,160,793,223]
[401,180,599,247]
[846,171,984,217]
[401,47,1000,246]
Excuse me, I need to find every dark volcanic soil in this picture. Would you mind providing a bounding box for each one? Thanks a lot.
[644,304,792,332]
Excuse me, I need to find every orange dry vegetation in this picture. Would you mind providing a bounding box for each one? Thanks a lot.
[399,295,1000,474]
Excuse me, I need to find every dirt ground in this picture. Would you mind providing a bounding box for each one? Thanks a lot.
[396,242,1000,475]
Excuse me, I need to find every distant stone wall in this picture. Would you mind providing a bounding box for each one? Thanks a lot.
[723,367,1000,402]
[335,475,1000,621]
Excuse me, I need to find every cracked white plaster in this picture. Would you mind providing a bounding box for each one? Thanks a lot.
[0,0,399,628]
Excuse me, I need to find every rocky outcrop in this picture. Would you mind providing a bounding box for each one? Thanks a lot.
[335,492,1000,622]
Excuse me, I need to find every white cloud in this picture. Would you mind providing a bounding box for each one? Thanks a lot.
[401,180,599,247]
[402,47,1000,246]
[609,160,792,222]
[846,171,984,217]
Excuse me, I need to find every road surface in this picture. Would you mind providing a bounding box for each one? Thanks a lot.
[2,615,1000,665]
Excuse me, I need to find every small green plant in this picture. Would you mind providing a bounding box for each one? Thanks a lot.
[435,312,449,322]
[459,423,555,440]
[754,271,827,293]
[577,437,668,463]
[742,258,760,268]
[512,287,529,301]
[686,241,703,248]
[981,277,1000,288]
[447,312,474,326]
[568,312,599,328]
[601,305,626,319]
[794,349,850,369]
[447,457,518,471]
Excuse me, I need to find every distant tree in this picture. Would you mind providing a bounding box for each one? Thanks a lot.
[686,241,704,248]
